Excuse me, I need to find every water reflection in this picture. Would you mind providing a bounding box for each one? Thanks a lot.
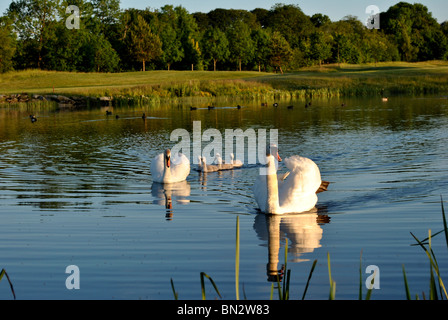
[150,181,191,220]
[253,210,330,282]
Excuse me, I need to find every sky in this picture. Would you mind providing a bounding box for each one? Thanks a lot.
[1,0,448,23]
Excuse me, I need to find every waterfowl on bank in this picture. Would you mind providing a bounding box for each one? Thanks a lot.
[273,103,278,107]
[190,106,197,111]
[106,110,112,116]
[253,145,329,215]
[29,115,37,123]
[208,106,215,110]
[150,149,190,183]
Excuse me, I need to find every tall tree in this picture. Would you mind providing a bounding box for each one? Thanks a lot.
[269,31,292,74]
[381,2,447,61]
[7,0,60,69]
[0,18,16,73]
[174,6,201,70]
[227,21,255,71]
[127,14,162,71]
[91,0,121,30]
[265,4,314,48]
[157,5,183,70]
[252,28,272,72]
[201,27,229,71]
[309,31,332,67]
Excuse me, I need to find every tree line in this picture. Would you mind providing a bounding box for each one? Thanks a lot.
[0,0,447,74]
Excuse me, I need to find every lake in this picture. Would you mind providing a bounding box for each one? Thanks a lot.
[0,95,447,300]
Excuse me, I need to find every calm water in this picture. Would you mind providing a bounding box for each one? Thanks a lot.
[0,95,447,300]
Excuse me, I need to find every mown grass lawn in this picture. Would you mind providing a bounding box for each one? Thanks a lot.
[1,61,448,98]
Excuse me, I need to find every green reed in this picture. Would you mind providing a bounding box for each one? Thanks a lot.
[402,197,447,300]
[170,197,447,300]
[0,269,16,300]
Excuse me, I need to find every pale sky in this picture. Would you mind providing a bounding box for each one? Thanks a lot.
[1,0,447,22]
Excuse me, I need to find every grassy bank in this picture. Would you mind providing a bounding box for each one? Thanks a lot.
[1,61,448,106]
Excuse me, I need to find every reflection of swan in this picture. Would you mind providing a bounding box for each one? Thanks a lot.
[253,211,329,282]
[150,149,190,183]
[151,181,191,217]
[253,146,329,214]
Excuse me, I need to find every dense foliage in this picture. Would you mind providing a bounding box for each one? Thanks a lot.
[0,1,447,73]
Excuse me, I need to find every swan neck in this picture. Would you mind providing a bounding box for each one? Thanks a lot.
[266,172,280,214]
[163,162,172,182]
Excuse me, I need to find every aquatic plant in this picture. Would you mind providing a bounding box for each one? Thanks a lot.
[170,197,447,300]
[0,269,16,300]
[403,197,447,300]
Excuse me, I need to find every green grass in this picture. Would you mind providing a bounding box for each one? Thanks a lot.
[1,61,448,105]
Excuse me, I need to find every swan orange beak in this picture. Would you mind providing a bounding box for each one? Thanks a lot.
[277,153,282,162]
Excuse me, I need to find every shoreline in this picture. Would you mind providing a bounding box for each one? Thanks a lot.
[2,61,448,107]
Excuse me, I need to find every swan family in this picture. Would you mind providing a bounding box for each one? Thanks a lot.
[150,146,329,215]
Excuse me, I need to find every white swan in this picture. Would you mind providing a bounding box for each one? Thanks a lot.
[150,149,190,183]
[253,146,329,215]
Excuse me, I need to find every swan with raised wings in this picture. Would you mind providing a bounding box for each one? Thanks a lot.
[253,146,329,214]
[150,149,190,183]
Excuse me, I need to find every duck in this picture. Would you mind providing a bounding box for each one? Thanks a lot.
[106,110,112,116]
[253,145,329,215]
[208,105,215,110]
[150,149,190,183]
[273,103,278,107]
[199,156,219,173]
[214,153,234,170]
[29,114,37,123]
[190,106,197,111]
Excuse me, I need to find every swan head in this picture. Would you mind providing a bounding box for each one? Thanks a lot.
[164,149,171,168]
[267,144,282,162]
